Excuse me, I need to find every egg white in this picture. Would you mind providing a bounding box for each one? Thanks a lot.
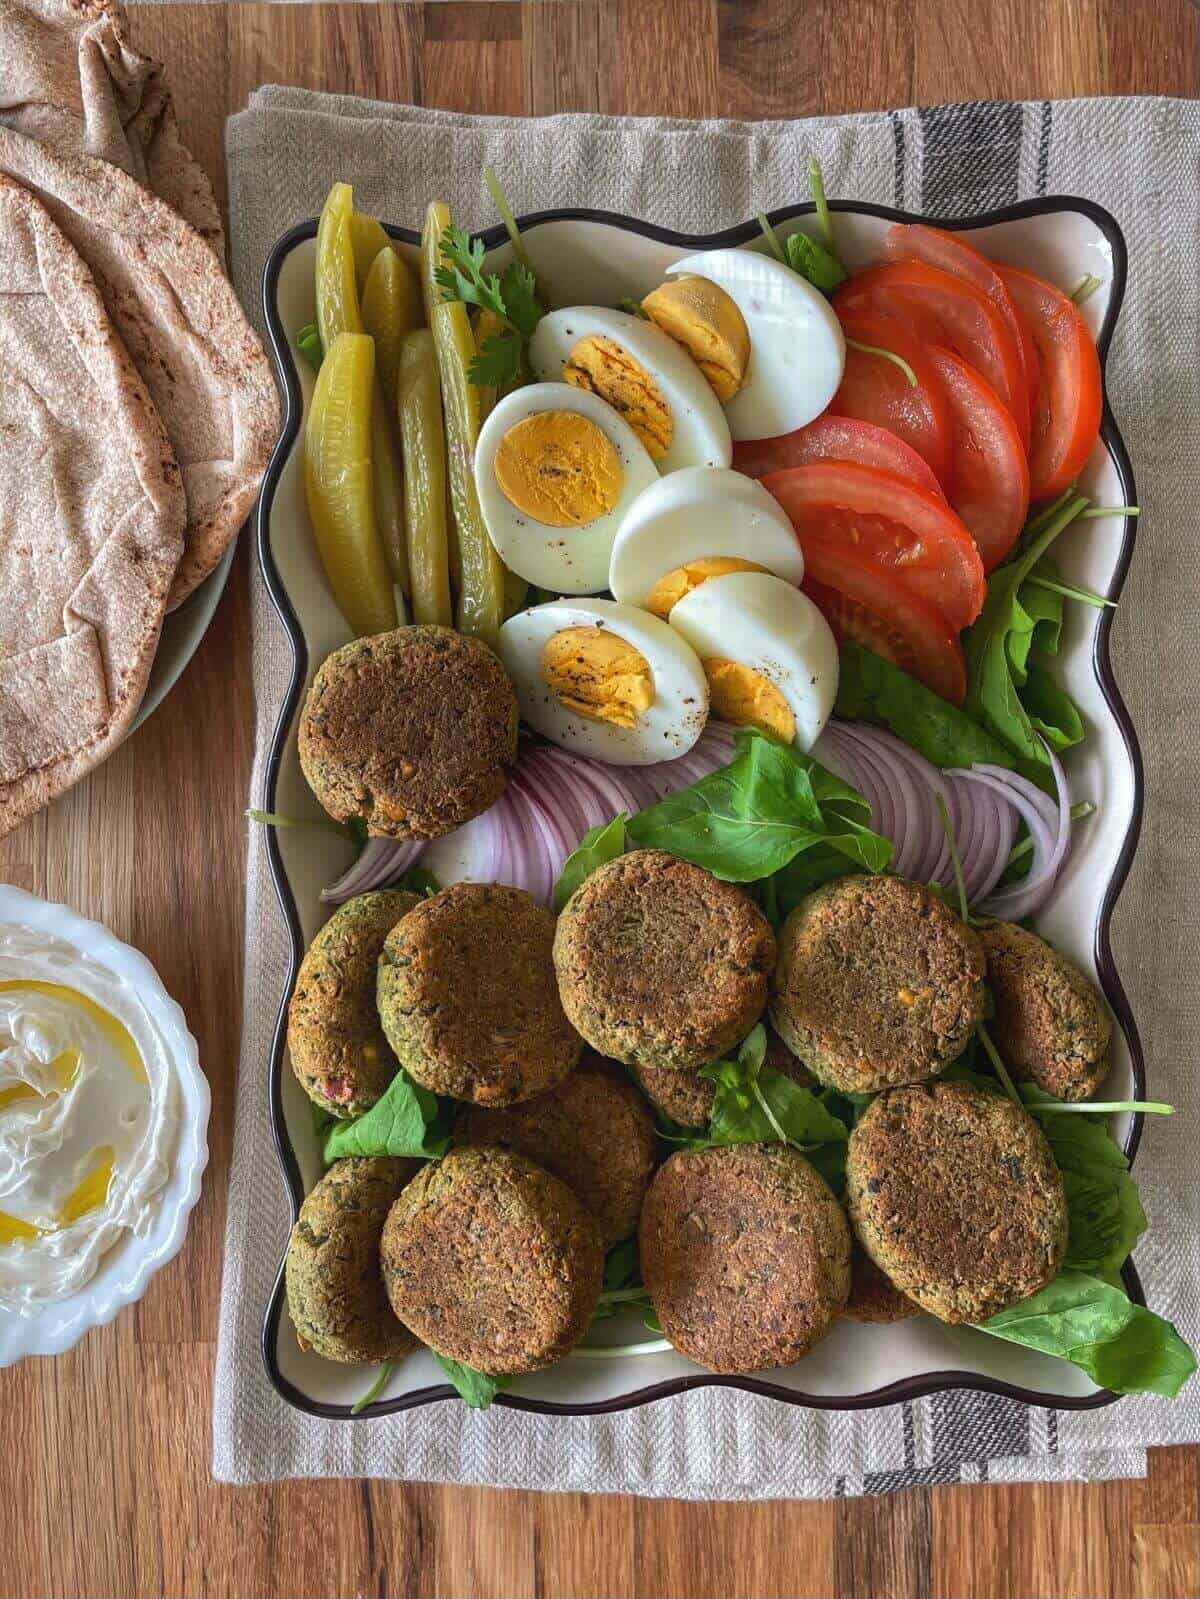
[498,597,710,765]
[667,570,839,750]
[529,306,732,475]
[609,466,805,610]
[474,383,659,594]
[665,249,846,440]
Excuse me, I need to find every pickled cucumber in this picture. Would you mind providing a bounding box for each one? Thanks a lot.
[316,183,362,354]
[473,306,507,423]
[420,202,506,647]
[349,211,391,292]
[362,246,422,410]
[397,330,452,627]
[371,383,409,597]
[304,331,397,636]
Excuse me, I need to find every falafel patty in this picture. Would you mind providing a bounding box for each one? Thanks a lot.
[635,1024,816,1129]
[380,1145,603,1373]
[298,627,518,840]
[770,875,987,1093]
[285,1157,419,1362]
[842,1242,918,1324]
[378,883,582,1106]
[287,889,419,1117]
[979,920,1111,1102]
[554,850,775,1073]
[455,1053,657,1245]
[846,1082,1067,1324]
[639,1143,850,1372]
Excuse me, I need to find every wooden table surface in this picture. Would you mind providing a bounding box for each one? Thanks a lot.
[1,3,1197,1595]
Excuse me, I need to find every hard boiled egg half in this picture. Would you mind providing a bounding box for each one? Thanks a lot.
[656,250,845,440]
[474,383,659,593]
[529,307,731,475]
[609,466,805,616]
[498,597,709,764]
[668,571,839,750]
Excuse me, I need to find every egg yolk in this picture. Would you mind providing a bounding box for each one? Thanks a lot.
[563,336,673,460]
[641,275,751,402]
[644,557,767,619]
[541,626,655,729]
[493,411,623,527]
[702,659,796,742]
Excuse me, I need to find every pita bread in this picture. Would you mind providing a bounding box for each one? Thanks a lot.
[0,0,224,257]
[0,177,185,839]
[0,125,279,607]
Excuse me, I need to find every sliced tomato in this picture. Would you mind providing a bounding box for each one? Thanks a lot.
[761,460,985,631]
[834,260,1031,450]
[925,345,1030,572]
[827,307,954,489]
[996,264,1102,501]
[803,560,967,704]
[733,414,945,498]
[882,223,1040,417]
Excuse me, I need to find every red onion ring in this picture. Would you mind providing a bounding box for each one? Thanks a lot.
[961,744,1071,920]
[320,837,425,904]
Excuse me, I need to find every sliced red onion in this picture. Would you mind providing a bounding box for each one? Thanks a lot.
[420,806,503,890]
[834,723,925,879]
[320,837,425,903]
[957,744,1071,920]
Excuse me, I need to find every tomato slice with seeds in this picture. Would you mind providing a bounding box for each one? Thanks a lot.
[761,460,985,631]
[733,414,945,499]
[834,260,1031,450]
[996,263,1103,501]
[827,307,954,489]
[926,345,1030,572]
[803,560,968,705]
[881,223,1041,417]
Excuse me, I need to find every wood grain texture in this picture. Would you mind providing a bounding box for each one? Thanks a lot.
[0,3,1196,1595]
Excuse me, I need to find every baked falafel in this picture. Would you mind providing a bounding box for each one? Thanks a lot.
[771,875,987,1094]
[285,1156,419,1362]
[639,1143,851,1372]
[842,1242,918,1324]
[380,1145,603,1373]
[378,882,582,1106]
[846,1082,1068,1324]
[455,1052,657,1245]
[298,626,518,840]
[635,1024,816,1129]
[979,919,1111,1101]
[287,888,419,1116]
[553,850,775,1073]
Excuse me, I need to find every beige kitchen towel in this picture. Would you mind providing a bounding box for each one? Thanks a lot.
[216,90,1200,1494]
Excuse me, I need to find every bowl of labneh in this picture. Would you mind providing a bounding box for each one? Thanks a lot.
[0,885,209,1363]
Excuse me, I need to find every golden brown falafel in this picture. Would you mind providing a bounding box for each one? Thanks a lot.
[979,920,1111,1102]
[771,875,987,1094]
[846,1082,1068,1324]
[287,889,420,1117]
[298,627,518,840]
[553,850,775,1073]
[380,1145,603,1373]
[842,1242,918,1324]
[378,882,582,1106]
[639,1143,851,1373]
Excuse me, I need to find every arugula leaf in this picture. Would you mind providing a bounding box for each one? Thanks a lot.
[433,1354,511,1409]
[785,229,847,294]
[323,1068,449,1163]
[834,643,1015,770]
[977,1269,1196,1396]
[296,322,323,371]
[1019,1086,1146,1276]
[625,726,891,884]
[553,815,627,911]
[963,494,1089,785]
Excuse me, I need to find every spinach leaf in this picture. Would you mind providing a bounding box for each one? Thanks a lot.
[323,1068,449,1163]
[433,1354,511,1409]
[626,727,891,884]
[976,1270,1196,1396]
[296,321,323,371]
[1023,663,1085,753]
[834,643,1015,770]
[553,814,627,911]
[1020,1086,1146,1276]
[785,229,847,294]
[963,494,1089,785]
[393,866,441,898]
[602,1237,641,1293]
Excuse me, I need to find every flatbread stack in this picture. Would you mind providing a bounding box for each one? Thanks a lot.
[0,0,279,838]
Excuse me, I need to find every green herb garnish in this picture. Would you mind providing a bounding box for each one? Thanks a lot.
[844,337,917,387]
[435,223,544,388]
[618,296,649,319]
[834,642,1015,771]
[296,321,323,371]
[433,1354,511,1409]
[351,1362,393,1415]
[323,1068,450,1162]
[553,814,627,911]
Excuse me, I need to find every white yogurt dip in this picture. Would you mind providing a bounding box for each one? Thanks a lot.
[0,924,180,1313]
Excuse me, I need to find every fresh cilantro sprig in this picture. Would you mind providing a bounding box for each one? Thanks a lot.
[434,223,544,387]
